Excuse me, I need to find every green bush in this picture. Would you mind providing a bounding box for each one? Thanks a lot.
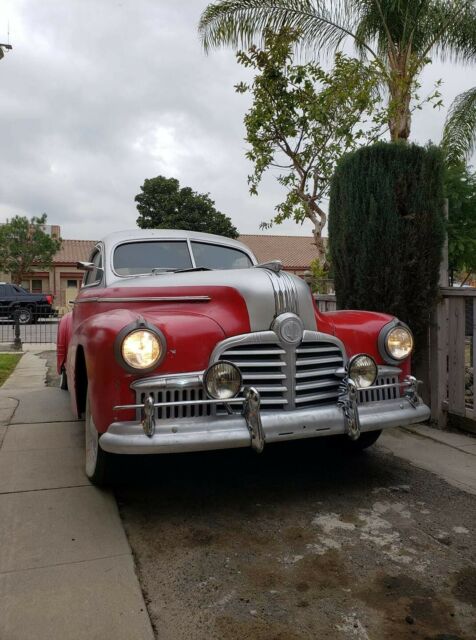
[328,142,445,351]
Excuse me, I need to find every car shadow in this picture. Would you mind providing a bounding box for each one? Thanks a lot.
[112,437,405,510]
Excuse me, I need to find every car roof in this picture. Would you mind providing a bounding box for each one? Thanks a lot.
[101,229,255,255]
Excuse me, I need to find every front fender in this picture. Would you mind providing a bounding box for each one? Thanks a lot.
[316,309,412,376]
[57,311,73,374]
[71,308,226,433]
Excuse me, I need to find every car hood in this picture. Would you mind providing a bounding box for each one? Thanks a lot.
[104,267,317,334]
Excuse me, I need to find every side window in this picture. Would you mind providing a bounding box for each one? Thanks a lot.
[0,285,5,296]
[83,249,103,286]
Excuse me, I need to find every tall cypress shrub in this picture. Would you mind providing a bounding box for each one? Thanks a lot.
[328,142,445,351]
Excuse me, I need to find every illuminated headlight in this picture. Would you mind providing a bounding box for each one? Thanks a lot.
[385,326,414,361]
[204,361,242,400]
[348,354,377,388]
[121,329,163,370]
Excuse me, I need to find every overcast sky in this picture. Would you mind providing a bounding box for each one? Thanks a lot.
[0,0,474,241]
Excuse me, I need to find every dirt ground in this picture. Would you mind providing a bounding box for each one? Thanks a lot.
[115,441,476,640]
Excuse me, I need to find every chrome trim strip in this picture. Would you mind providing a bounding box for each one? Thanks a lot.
[335,364,402,378]
[74,296,211,304]
[114,397,246,411]
[131,371,204,391]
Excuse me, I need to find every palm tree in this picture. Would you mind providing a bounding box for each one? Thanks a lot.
[442,86,476,165]
[199,0,476,142]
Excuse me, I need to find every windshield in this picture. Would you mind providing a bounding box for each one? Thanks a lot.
[191,242,252,269]
[113,240,253,276]
[114,241,193,275]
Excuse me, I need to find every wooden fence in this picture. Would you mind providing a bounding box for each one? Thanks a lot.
[429,287,475,432]
[315,289,476,433]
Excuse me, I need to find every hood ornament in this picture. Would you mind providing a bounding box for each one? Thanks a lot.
[255,260,283,273]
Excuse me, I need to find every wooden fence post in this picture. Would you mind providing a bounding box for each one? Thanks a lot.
[429,199,449,427]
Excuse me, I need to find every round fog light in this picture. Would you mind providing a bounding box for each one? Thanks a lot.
[348,354,377,388]
[204,361,242,400]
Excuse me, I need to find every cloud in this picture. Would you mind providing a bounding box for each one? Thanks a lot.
[0,0,474,240]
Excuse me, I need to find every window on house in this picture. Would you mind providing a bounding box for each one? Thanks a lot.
[67,279,78,288]
[31,279,43,293]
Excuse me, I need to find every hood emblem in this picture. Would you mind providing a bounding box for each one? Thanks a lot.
[272,313,304,345]
[255,260,283,273]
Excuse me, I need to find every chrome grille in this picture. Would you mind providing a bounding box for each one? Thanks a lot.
[218,340,288,410]
[215,332,344,412]
[137,388,212,420]
[358,375,400,403]
[295,341,344,408]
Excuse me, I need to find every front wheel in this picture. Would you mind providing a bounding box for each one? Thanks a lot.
[85,391,111,486]
[339,429,382,452]
[59,368,68,390]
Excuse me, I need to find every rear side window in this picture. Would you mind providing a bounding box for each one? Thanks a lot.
[113,241,193,275]
[191,242,253,269]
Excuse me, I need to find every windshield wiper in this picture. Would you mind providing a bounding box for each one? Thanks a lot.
[172,266,212,273]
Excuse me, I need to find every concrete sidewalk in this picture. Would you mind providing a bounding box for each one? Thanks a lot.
[0,351,154,640]
[379,423,476,496]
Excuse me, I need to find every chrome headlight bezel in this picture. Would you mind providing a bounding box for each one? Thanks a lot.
[114,322,166,373]
[203,361,242,400]
[347,354,378,389]
[379,321,414,364]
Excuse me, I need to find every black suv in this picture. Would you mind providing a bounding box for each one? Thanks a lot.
[0,283,54,324]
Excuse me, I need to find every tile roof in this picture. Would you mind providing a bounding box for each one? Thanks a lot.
[53,234,321,270]
[238,234,319,269]
[53,239,96,264]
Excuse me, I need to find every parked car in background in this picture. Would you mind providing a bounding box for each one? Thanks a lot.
[57,229,430,485]
[0,282,54,324]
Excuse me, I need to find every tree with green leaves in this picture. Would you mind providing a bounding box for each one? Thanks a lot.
[135,175,238,238]
[199,0,476,141]
[445,162,476,283]
[235,28,385,264]
[0,214,61,285]
[442,87,476,166]
[328,142,445,352]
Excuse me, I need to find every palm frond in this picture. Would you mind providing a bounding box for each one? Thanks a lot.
[426,0,476,64]
[442,87,476,165]
[198,0,376,58]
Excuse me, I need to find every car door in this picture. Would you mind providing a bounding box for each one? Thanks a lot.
[3,284,19,315]
[0,284,7,316]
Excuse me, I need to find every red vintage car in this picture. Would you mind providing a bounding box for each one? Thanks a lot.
[57,229,429,484]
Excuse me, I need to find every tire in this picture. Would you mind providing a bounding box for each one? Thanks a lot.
[85,390,111,486]
[336,429,382,452]
[17,307,32,325]
[59,368,68,390]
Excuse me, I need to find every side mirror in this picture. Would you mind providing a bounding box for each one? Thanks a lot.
[77,261,96,271]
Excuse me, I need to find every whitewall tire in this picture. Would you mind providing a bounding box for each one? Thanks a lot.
[85,390,110,485]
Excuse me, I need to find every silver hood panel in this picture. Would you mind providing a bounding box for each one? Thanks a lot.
[110,268,317,332]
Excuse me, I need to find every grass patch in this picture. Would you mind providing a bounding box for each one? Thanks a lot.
[0,353,22,387]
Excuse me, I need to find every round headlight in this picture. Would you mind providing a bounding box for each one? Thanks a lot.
[121,329,162,370]
[385,326,414,361]
[348,354,377,388]
[204,361,242,400]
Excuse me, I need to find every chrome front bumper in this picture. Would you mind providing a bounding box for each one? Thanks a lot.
[100,379,430,455]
